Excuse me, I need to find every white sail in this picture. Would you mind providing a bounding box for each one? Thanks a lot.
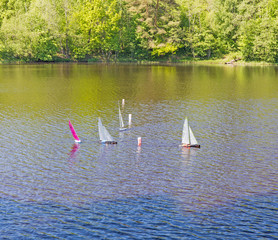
[189,126,198,145]
[102,125,114,141]
[119,107,125,129]
[182,117,198,145]
[98,118,105,142]
[98,118,114,142]
[182,117,190,145]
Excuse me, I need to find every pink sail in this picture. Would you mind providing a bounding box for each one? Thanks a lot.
[69,120,81,142]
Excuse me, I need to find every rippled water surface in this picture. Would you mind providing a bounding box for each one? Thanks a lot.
[0,64,277,239]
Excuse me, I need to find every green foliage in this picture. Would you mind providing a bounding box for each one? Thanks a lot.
[209,0,241,52]
[0,0,278,63]
[236,0,278,62]
[152,43,178,57]
[125,0,183,60]
[71,0,123,61]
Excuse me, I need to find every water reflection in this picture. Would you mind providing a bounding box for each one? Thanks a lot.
[180,147,192,165]
[68,143,80,163]
[136,146,142,162]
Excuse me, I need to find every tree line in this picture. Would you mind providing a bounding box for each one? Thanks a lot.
[0,0,277,63]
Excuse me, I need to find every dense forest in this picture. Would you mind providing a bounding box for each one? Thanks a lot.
[0,0,278,63]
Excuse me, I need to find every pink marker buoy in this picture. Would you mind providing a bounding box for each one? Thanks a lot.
[137,137,142,146]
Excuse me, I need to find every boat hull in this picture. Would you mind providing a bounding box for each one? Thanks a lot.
[182,144,200,148]
[100,141,117,144]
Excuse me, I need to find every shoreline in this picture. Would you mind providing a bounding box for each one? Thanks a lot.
[0,58,277,66]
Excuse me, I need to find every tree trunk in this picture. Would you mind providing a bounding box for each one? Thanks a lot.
[154,0,160,27]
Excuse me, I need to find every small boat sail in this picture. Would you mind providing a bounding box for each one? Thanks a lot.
[119,106,127,131]
[69,120,81,143]
[98,117,117,144]
[181,117,200,148]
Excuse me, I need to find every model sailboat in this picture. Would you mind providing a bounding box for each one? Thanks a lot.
[119,106,127,131]
[181,117,200,148]
[98,117,117,144]
[69,120,81,143]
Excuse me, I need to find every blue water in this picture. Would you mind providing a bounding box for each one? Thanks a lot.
[1,195,277,239]
[0,64,277,239]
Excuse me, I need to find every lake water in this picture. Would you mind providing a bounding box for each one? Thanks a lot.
[0,63,277,239]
